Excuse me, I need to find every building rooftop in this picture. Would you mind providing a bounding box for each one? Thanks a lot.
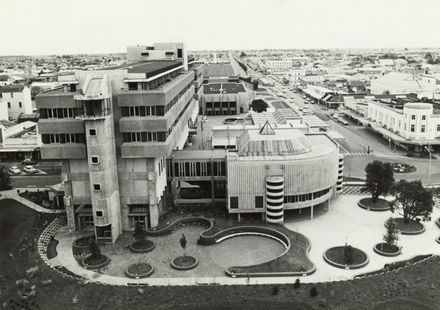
[127,61,183,78]
[203,82,245,94]
[203,64,235,77]
[0,84,25,93]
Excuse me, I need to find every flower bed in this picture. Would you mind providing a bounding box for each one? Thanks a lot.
[128,239,155,253]
[82,254,110,270]
[373,243,401,257]
[387,218,425,235]
[324,246,369,269]
[170,255,198,270]
[125,263,154,278]
[358,198,389,211]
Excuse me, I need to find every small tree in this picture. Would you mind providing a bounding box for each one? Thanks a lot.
[133,221,147,245]
[0,166,12,191]
[293,278,301,289]
[344,244,354,264]
[310,286,318,297]
[389,180,434,223]
[383,218,399,249]
[180,233,187,257]
[365,161,394,203]
[88,239,101,259]
[251,99,268,113]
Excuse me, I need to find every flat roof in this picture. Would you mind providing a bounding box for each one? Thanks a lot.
[127,61,183,78]
[170,149,227,160]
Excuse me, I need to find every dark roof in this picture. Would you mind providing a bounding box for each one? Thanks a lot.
[203,82,245,94]
[127,61,182,78]
[0,84,25,93]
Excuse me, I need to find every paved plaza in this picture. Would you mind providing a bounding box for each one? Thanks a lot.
[48,194,440,286]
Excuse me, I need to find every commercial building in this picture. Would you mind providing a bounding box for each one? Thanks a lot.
[36,52,198,243]
[0,121,41,161]
[126,42,187,65]
[370,72,440,99]
[0,85,33,120]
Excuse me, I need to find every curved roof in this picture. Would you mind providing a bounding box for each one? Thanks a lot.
[404,102,432,110]
[236,124,312,157]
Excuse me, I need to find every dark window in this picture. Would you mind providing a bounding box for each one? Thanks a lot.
[255,196,264,208]
[128,82,138,91]
[91,156,99,164]
[96,211,103,217]
[89,129,96,136]
[230,196,238,209]
[19,102,22,108]
[7,102,11,108]
[70,84,77,92]
[177,48,183,58]
[93,184,101,191]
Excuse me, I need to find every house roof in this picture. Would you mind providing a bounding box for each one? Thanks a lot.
[0,84,25,93]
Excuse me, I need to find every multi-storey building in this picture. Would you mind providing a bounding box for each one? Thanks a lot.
[36,54,198,243]
[0,85,33,120]
[127,42,187,65]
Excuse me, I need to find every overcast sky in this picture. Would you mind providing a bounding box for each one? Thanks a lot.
[1,0,439,55]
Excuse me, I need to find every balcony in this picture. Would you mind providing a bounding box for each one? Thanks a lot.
[76,99,112,120]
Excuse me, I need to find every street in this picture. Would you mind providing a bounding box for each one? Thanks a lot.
[10,175,62,188]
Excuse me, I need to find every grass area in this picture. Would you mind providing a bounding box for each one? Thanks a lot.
[47,238,58,259]
[375,243,399,253]
[359,197,390,211]
[391,218,425,234]
[131,239,154,249]
[83,254,108,266]
[2,199,440,309]
[370,298,436,310]
[325,246,368,266]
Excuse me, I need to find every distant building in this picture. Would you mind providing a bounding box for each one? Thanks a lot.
[0,121,40,161]
[370,72,440,99]
[0,85,33,120]
[127,42,188,69]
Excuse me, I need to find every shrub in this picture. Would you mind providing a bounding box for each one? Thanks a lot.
[88,239,101,259]
[293,278,301,289]
[272,285,280,296]
[310,286,318,297]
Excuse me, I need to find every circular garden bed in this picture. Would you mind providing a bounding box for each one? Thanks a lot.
[323,246,369,269]
[82,254,110,270]
[170,255,198,270]
[373,243,401,257]
[387,218,425,235]
[73,235,95,249]
[387,162,417,173]
[358,198,390,211]
[125,263,154,278]
[128,239,156,253]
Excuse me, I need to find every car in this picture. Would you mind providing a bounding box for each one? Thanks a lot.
[22,158,37,165]
[23,165,38,174]
[9,166,21,175]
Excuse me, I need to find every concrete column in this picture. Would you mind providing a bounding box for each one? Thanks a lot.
[237,213,241,222]
[310,205,314,220]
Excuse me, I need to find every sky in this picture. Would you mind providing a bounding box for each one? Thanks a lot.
[1,0,439,55]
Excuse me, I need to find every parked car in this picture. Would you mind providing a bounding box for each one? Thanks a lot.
[23,165,38,174]
[22,158,37,165]
[9,166,21,175]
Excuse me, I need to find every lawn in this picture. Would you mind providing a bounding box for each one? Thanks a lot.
[1,199,440,309]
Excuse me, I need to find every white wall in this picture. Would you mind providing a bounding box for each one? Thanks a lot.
[0,86,33,120]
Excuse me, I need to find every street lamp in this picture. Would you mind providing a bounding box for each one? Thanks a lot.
[424,145,432,187]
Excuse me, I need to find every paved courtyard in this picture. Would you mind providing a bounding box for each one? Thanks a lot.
[50,194,440,285]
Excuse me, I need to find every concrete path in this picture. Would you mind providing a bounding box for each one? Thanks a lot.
[0,188,65,214]
[51,194,440,286]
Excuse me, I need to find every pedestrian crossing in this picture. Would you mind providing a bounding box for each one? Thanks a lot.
[340,186,367,195]
[342,151,402,157]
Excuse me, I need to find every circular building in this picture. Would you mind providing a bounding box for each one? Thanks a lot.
[226,121,341,223]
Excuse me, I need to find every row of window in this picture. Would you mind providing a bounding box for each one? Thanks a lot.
[284,188,331,203]
[127,69,181,91]
[41,133,86,144]
[170,160,226,178]
[4,101,23,109]
[121,105,165,117]
[122,131,167,143]
[40,108,79,119]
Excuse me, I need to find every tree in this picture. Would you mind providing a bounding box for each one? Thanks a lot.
[88,239,101,259]
[180,233,187,257]
[31,86,43,100]
[344,244,354,264]
[251,99,268,113]
[133,221,147,244]
[365,161,394,203]
[0,166,12,191]
[383,218,399,247]
[389,180,434,223]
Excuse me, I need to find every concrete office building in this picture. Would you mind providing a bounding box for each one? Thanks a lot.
[36,54,199,243]
[0,85,33,120]
[127,42,188,66]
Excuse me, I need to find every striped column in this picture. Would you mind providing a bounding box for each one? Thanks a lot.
[337,154,344,194]
[266,176,284,223]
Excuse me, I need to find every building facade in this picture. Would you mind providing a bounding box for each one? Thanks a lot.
[0,85,33,120]
[36,58,198,243]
